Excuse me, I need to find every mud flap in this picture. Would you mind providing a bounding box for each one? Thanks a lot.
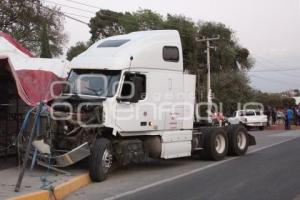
[247,133,256,146]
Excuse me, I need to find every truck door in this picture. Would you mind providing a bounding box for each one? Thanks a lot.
[115,72,152,132]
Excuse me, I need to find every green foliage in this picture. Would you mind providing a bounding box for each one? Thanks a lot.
[66,42,89,61]
[211,72,254,115]
[0,0,67,57]
[252,91,296,109]
[89,9,125,42]
[89,9,165,43]
[197,22,253,71]
[40,23,52,58]
[133,9,164,30]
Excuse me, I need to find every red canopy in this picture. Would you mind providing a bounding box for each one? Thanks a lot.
[0,32,68,106]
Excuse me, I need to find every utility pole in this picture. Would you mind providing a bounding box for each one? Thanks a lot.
[196,36,219,123]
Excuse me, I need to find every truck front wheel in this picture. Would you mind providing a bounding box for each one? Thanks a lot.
[202,129,228,161]
[89,138,113,182]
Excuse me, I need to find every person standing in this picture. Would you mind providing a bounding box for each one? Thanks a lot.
[287,107,294,129]
[284,109,289,130]
[271,107,277,125]
[265,106,271,127]
[294,106,300,126]
[293,106,298,126]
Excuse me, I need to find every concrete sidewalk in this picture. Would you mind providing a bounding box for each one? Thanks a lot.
[0,164,87,199]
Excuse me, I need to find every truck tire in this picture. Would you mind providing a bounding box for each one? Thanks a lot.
[227,125,249,156]
[201,128,228,161]
[89,138,113,182]
[259,126,264,131]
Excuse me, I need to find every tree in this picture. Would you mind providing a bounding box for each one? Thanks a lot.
[40,23,52,58]
[132,9,164,30]
[252,91,296,109]
[89,9,165,42]
[66,42,89,61]
[211,72,254,115]
[0,0,67,57]
[89,9,125,42]
[196,22,253,72]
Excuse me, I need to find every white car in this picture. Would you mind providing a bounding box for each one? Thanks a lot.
[228,110,268,130]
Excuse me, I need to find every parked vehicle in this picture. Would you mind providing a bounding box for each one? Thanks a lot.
[39,30,256,182]
[228,109,267,130]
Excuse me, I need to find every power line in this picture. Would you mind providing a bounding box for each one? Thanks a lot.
[250,67,300,72]
[249,74,296,87]
[64,11,92,19]
[42,0,96,14]
[63,13,89,25]
[41,0,222,42]
[37,3,89,25]
[252,56,300,71]
[62,0,101,10]
[253,56,300,78]
[41,0,202,38]
[252,59,300,79]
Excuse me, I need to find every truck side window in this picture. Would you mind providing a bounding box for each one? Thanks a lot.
[120,73,146,101]
[134,74,146,100]
[163,46,179,62]
[121,74,133,98]
[138,74,146,100]
[246,111,255,116]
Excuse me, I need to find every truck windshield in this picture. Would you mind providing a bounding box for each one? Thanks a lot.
[63,69,121,97]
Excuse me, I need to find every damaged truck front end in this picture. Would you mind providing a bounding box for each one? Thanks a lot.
[20,69,121,168]
[49,69,121,167]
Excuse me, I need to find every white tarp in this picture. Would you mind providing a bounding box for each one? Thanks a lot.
[0,32,69,106]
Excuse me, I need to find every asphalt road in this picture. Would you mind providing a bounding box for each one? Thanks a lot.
[68,130,300,200]
[123,135,300,200]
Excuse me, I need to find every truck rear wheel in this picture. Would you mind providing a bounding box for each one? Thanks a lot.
[228,125,249,156]
[89,138,113,182]
[202,128,228,161]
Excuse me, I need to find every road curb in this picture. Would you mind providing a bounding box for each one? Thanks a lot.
[7,173,91,200]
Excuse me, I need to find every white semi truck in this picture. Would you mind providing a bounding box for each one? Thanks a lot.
[49,30,256,182]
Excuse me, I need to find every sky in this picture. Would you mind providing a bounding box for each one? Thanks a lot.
[44,0,300,92]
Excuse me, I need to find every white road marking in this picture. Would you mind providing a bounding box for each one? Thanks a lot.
[104,136,300,200]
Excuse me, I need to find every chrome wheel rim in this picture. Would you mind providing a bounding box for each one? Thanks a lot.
[215,134,226,154]
[102,148,112,174]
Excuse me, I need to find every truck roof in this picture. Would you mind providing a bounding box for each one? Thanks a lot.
[70,30,183,72]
